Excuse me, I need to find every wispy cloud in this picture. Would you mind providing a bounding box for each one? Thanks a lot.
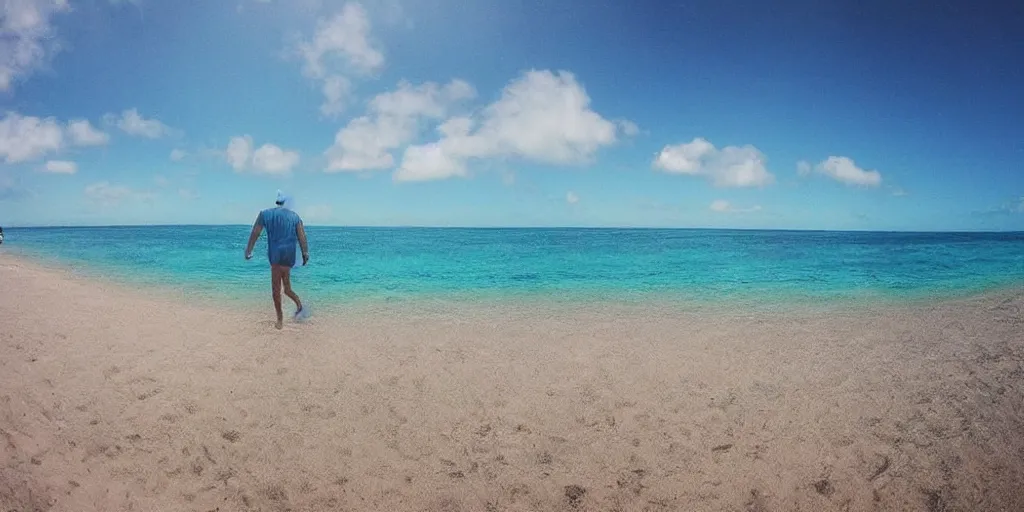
[709,199,762,213]
[103,108,177,139]
[42,160,77,174]
[972,196,1024,217]
[0,0,72,93]
[84,181,155,206]
[291,2,385,117]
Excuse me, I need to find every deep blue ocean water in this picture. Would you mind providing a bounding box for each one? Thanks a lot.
[2,226,1022,310]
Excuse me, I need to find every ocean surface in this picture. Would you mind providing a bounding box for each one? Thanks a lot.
[2,226,1023,311]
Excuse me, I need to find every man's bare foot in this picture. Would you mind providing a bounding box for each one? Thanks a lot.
[275,320,283,330]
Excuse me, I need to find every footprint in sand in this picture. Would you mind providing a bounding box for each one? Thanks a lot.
[564,485,587,509]
[136,388,162,401]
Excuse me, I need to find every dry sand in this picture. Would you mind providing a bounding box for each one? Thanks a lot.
[1,253,1023,512]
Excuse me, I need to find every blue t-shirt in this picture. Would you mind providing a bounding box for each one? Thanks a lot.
[258,207,302,252]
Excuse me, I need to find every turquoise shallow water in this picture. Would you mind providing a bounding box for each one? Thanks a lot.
[2,226,1023,310]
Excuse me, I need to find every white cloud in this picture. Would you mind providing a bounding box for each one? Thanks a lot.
[178,188,199,200]
[294,2,384,116]
[0,0,71,93]
[325,79,475,172]
[396,70,628,182]
[0,112,64,163]
[566,191,579,204]
[169,149,187,161]
[709,199,761,214]
[298,2,384,78]
[653,137,774,188]
[809,156,882,187]
[67,119,109,146]
[226,135,253,170]
[891,187,908,197]
[42,159,76,174]
[105,108,174,139]
[1,112,115,164]
[226,135,300,175]
[154,175,169,187]
[252,144,300,174]
[84,181,154,206]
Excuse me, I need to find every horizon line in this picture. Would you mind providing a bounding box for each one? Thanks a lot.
[2,223,1022,235]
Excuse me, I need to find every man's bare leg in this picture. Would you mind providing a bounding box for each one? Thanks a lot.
[281,267,303,314]
[271,265,284,329]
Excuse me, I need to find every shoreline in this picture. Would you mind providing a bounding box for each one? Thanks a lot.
[3,250,1022,320]
[2,252,1023,511]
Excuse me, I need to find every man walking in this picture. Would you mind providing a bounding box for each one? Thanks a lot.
[244,190,309,329]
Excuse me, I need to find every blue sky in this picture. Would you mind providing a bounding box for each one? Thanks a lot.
[0,0,1021,230]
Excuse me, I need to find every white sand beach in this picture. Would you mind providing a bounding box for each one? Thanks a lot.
[1,253,1023,511]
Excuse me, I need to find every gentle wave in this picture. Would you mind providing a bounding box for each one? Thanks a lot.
[3,226,1023,309]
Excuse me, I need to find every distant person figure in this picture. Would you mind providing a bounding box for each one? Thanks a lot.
[0,225,4,245]
[244,191,309,329]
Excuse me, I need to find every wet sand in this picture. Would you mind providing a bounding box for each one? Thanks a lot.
[1,253,1023,511]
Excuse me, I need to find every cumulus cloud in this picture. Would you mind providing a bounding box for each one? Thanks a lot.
[169,149,187,161]
[0,0,71,93]
[67,119,109,146]
[298,2,383,77]
[0,112,116,164]
[294,2,384,116]
[566,191,580,205]
[84,181,154,206]
[709,199,761,213]
[653,137,774,188]
[252,144,301,174]
[0,112,64,163]
[806,156,882,187]
[396,70,629,182]
[226,135,300,175]
[42,159,76,174]
[324,78,475,172]
[1,112,116,164]
[226,136,252,170]
[104,108,175,139]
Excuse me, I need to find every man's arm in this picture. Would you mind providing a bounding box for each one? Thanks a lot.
[244,213,263,259]
[297,220,309,265]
